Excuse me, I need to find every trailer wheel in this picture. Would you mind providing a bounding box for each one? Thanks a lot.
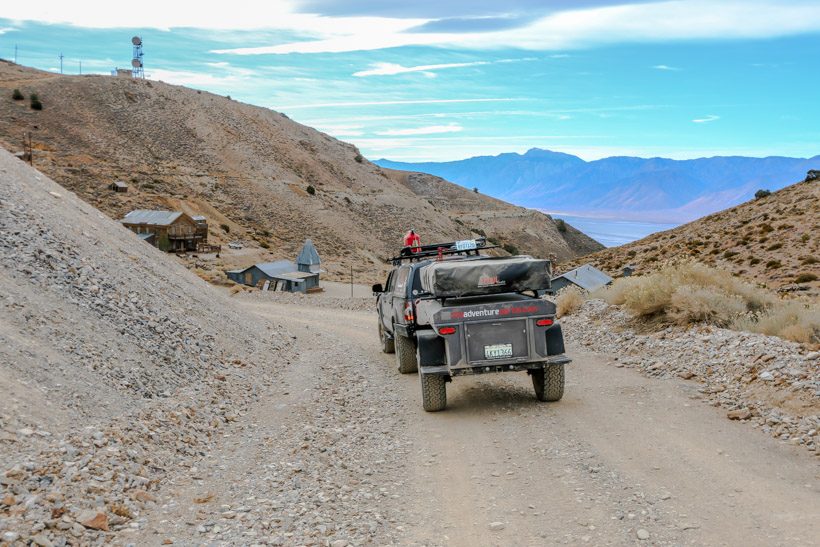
[379,322,394,354]
[395,333,418,374]
[421,372,447,412]
[532,364,564,402]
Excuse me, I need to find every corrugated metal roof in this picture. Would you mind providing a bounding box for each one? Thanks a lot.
[256,260,297,277]
[137,233,154,240]
[122,210,183,226]
[112,180,128,188]
[553,264,612,292]
[296,239,321,266]
[276,271,317,280]
[191,215,207,221]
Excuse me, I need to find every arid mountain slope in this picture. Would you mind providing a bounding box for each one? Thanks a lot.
[562,177,819,296]
[0,147,292,543]
[0,61,601,281]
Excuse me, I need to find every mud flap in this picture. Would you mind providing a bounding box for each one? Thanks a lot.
[546,323,566,356]
[416,330,446,368]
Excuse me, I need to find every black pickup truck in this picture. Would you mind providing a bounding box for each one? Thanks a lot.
[373,238,570,411]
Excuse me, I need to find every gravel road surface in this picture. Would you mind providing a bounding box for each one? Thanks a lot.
[130,298,819,546]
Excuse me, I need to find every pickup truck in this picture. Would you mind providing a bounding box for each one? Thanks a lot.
[373,239,570,411]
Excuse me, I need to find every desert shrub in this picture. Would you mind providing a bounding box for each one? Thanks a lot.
[597,261,818,344]
[749,257,761,265]
[473,187,479,193]
[754,189,771,199]
[487,236,501,246]
[765,260,781,269]
[795,273,818,283]
[259,241,270,249]
[229,284,245,295]
[731,301,819,345]
[306,185,316,195]
[556,219,567,233]
[723,250,739,259]
[759,223,774,234]
[472,228,486,237]
[556,287,585,318]
[343,196,352,204]
[29,93,42,110]
[801,234,810,243]
[767,242,783,251]
[800,256,817,265]
[12,88,24,100]
[220,223,230,233]
[502,242,519,255]
[598,262,772,323]
[453,218,464,226]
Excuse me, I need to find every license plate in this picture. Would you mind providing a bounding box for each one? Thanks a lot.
[484,343,513,360]
[455,239,478,251]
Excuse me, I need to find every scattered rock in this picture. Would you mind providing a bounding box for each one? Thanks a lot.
[636,528,650,540]
[78,511,109,531]
[727,409,752,420]
[489,522,506,531]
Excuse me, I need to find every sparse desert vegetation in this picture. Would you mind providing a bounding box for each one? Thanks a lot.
[594,262,818,344]
[555,286,585,317]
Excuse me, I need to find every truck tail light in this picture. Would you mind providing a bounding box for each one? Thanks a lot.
[536,318,554,327]
[404,302,415,322]
[438,326,456,335]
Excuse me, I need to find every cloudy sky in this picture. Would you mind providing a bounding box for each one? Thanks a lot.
[1,0,819,161]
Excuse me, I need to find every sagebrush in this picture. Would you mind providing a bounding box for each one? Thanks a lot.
[594,262,818,344]
[556,287,585,318]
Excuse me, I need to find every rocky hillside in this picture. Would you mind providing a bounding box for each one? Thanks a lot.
[0,61,601,282]
[562,177,819,297]
[0,147,292,543]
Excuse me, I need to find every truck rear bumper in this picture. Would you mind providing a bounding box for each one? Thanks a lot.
[422,354,571,376]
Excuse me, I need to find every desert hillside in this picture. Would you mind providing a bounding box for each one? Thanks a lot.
[561,177,819,297]
[0,61,601,282]
[0,147,292,543]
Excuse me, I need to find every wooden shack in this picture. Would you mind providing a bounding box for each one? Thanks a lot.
[109,180,128,193]
[121,210,201,252]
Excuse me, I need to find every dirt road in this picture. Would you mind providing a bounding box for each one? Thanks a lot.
[130,298,819,546]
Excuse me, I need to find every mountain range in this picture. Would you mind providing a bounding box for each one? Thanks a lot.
[376,149,820,223]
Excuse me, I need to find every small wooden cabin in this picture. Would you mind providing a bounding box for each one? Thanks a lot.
[121,210,201,252]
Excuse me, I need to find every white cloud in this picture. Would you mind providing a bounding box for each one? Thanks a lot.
[652,64,680,71]
[353,61,489,77]
[0,27,19,35]
[313,124,364,136]
[280,97,523,109]
[211,1,820,55]
[376,124,463,136]
[692,115,720,123]
[149,68,242,87]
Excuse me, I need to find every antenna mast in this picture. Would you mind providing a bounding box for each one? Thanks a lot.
[131,36,144,78]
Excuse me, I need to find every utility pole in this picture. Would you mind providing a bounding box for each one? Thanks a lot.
[14,44,17,63]
[79,60,82,75]
[59,52,64,74]
[350,265,353,298]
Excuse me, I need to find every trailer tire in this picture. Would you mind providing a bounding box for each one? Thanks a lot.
[532,364,564,402]
[421,372,447,412]
[379,322,394,354]
[395,333,418,374]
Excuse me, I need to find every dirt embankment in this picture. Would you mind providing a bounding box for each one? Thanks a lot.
[0,148,294,544]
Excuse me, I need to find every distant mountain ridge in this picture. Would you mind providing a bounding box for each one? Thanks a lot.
[376,149,820,223]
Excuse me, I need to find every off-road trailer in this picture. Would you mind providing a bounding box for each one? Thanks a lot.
[374,238,571,411]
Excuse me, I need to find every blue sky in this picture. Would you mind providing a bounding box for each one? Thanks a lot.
[1,0,819,162]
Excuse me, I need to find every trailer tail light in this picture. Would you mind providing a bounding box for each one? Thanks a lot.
[438,326,456,335]
[404,302,415,322]
[536,318,554,327]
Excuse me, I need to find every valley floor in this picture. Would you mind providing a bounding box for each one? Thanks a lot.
[125,294,819,546]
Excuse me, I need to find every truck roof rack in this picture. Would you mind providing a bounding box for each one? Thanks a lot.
[389,237,498,265]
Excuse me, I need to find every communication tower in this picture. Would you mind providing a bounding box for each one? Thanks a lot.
[131,36,144,78]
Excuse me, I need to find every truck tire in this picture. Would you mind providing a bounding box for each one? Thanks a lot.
[532,364,564,402]
[395,333,418,374]
[379,322,394,354]
[421,372,447,412]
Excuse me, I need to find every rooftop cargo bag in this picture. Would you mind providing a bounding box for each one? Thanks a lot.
[420,257,551,298]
